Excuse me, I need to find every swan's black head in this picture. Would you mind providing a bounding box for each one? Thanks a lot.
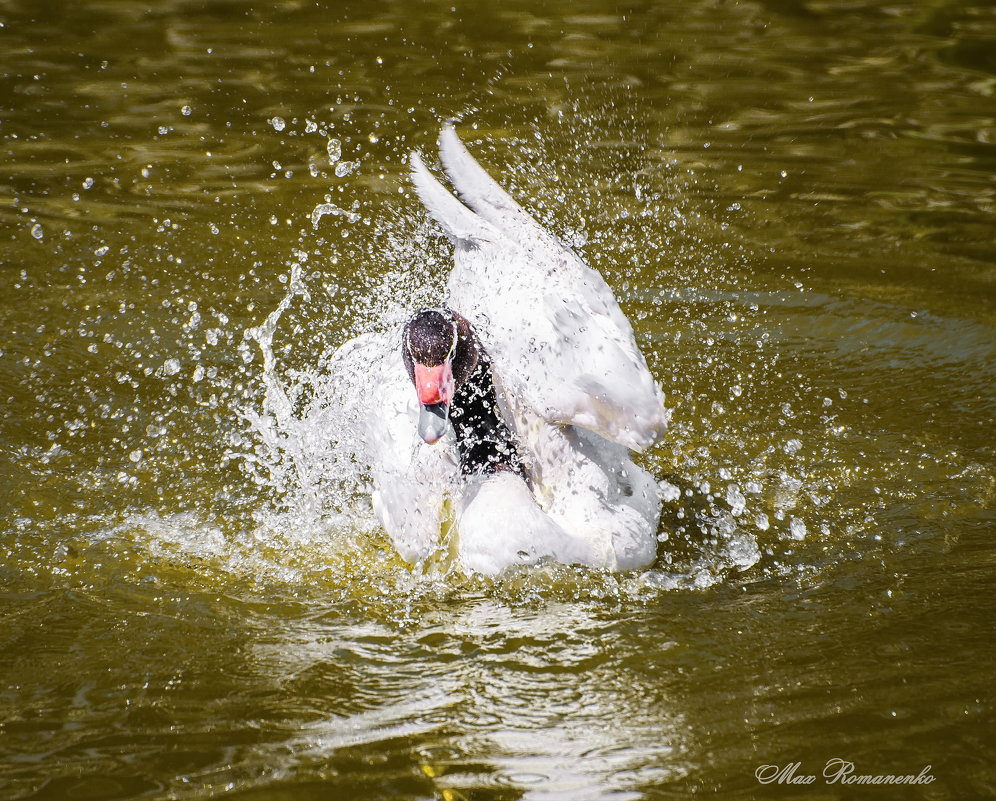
[402,308,480,444]
[406,309,458,370]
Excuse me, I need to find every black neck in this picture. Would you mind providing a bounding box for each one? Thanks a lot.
[450,354,525,479]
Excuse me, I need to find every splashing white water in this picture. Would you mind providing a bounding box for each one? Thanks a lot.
[115,116,891,597]
[224,162,771,589]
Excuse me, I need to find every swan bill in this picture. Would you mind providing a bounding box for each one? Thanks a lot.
[413,359,455,405]
[418,402,450,444]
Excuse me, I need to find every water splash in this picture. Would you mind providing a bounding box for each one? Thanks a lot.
[218,123,780,595]
[12,110,986,611]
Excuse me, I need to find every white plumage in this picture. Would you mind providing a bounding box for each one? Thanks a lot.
[343,125,668,574]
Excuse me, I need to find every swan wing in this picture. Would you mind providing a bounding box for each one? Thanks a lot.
[335,332,458,563]
[516,407,661,571]
[410,151,497,245]
[412,127,667,451]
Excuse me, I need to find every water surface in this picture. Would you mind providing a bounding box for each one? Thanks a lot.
[1,0,994,799]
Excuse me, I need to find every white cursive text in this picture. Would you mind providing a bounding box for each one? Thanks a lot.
[756,760,936,786]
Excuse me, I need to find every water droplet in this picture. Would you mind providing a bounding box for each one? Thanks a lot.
[180,104,192,116]
[82,176,94,189]
[789,517,807,540]
[334,160,356,177]
[311,203,361,228]
[658,480,680,502]
[269,116,286,132]
[162,358,181,376]
[209,223,219,235]
[129,449,143,463]
[30,223,43,240]
[726,485,746,517]
[94,245,109,257]
[326,138,341,164]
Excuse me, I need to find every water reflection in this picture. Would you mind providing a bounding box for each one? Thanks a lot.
[243,599,690,799]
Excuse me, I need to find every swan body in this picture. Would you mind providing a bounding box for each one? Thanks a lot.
[346,126,668,575]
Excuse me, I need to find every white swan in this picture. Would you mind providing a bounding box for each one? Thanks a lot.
[338,125,668,575]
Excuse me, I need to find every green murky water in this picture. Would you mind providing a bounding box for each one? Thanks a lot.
[1,1,994,798]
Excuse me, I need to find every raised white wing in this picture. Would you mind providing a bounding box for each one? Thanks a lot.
[411,125,667,451]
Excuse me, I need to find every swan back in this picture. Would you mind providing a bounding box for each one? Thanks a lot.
[456,472,610,575]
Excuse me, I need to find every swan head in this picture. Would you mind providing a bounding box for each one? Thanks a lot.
[403,308,479,444]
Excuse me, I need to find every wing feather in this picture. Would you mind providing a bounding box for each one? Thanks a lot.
[409,151,495,246]
[337,332,458,563]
